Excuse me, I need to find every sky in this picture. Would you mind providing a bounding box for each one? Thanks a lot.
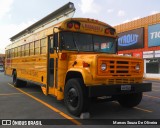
[0,0,159,53]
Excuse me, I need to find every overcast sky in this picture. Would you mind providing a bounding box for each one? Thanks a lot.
[0,0,159,53]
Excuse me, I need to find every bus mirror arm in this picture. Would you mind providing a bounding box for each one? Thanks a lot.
[56,47,59,53]
[53,27,59,53]
[53,27,60,59]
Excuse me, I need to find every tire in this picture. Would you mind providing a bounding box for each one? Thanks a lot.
[64,78,89,116]
[117,92,142,108]
[13,71,27,88]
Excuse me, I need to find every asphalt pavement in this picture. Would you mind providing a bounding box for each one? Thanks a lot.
[0,72,160,127]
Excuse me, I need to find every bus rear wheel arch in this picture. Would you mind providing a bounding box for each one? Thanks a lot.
[117,92,142,108]
[12,70,27,88]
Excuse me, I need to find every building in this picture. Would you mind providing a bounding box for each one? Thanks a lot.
[114,13,160,79]
[0,54,5,62]
[0,54,5,71]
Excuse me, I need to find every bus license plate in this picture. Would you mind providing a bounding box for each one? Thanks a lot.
[121,85,131,91]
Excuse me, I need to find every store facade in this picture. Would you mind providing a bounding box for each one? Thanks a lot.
[114,13,160,79]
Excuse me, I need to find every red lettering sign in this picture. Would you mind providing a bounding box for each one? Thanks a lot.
[133,52,142,58]
[83,24,102,31]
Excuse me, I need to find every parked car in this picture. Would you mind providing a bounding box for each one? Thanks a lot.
[0,65,4,72]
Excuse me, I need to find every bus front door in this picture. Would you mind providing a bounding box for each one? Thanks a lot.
[47,35,59,96]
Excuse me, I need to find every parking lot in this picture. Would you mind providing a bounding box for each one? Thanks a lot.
[0,72,160,127]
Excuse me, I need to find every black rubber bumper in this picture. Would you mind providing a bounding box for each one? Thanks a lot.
[88,83,152,97]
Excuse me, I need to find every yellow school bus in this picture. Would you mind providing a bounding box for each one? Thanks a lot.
[5,2,151,116]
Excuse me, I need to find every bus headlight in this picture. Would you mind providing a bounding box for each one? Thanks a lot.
[101,64,107,71]
[135,64,140,70]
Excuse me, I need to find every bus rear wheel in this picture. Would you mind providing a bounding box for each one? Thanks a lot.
[13,71,27,88]
[64,78,89,116]
[117,92,142,108]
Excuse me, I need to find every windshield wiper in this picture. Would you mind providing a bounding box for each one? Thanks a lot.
[72,33,79,53]
[74,40,79,53]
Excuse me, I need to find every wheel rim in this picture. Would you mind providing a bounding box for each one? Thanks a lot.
[67,88,78,108]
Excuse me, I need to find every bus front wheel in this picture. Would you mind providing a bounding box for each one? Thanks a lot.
[64,78,89,116]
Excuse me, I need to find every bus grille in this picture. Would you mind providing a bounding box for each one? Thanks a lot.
[107,78,142,84]
[110,60,129,74]
[97,58,142,77]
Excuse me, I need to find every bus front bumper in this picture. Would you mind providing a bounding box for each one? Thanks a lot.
[88,83,152,97]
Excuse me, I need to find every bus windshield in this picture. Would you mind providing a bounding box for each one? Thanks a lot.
[60,31,117,53]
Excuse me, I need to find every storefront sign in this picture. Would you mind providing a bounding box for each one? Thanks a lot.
[124,53,132,56]
[118,28,144,51]
[133,52,142,58]
[143,51,154,59]
[148,23,160,47]
[155,50,160,57]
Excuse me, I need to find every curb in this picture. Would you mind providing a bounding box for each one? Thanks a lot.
[143,78,160,82]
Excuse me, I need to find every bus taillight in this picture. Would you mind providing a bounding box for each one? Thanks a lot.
[67,22,73,28]
[105,28,110,34]
[74,23,80,29]
[105,28,115,35]
[67,21,80,29]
